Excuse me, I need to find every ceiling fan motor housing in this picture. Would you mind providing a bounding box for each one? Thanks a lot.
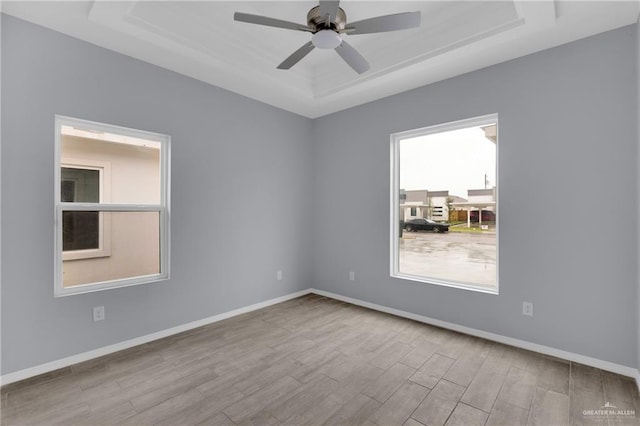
[307,5,347,31]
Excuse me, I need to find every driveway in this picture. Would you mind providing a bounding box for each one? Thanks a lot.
[399,231,496,288]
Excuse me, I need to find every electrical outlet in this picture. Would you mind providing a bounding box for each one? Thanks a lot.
[277,270,283,281]
[93,306,105,322]
[522,301,534,317]
[349,271,355,281]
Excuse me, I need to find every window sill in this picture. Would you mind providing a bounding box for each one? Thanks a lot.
[54,273,169,297]
[391,272,499,295]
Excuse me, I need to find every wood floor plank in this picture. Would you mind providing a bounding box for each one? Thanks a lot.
[8,401,91,426]
[123,388,205,426]
[364,336,413,370]
[485,399,529,426]
[80,382,134,416]
[362,362,416,403]
[537,357,569,395]
[282,395,341,425]
[460,365,507,412]
[209,384,249,409]
[400,338,440,370]
[404,418,426,426]
[569,386,606,425]
[196,412,235,426]
[4,375,82,410]
[411,379,466,426]
[410,353,455,389]
[223,375,301,423]
[290,346,340,383]
[153,396,233,426]
[328,363,386,404]
[323,393,382,426]
[233,358,298,395]
[128,368,216,412]
[445,402,489,426]
[496,366,536,410]
[571,363,603,393]
[442,340,490,387]
[269,375,338,422]
[528,388,569,426]
[266,336,317,364]
[509,349,543,374]
[436,333,472,360]
[602,370,640,411]
[368,338,414,370]
[84,399,137,425]
[237,410,282,426]
[480,347,512,376]
[319,353,366,381]
[369,381,430,426]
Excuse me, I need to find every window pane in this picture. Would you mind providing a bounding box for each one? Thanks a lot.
[62,134,160,204]
[61,167,99,202]
[62,211,160,288]
[63,211,99,251]
[396,121,497,291]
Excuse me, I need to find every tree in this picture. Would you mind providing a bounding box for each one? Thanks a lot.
[445,196,455,216]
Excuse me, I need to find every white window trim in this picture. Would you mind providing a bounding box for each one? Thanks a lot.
[54,115,171,297]
[61,158,112,261]
[389,113,499,295]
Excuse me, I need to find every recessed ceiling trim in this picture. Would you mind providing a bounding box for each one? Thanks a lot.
[314,16,526,99]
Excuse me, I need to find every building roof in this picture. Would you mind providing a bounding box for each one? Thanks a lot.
[467,188,494,196]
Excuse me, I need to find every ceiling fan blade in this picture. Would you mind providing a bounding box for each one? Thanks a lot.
[347,11,421,35]
[335,41,369,74]
[234,12,310,32]
[319,1,340,22]
[277,42,315,69]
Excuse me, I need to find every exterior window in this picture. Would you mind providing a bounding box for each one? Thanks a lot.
[62,168,99,250]
[60,160,112,260]
[55,116,170,296]
[391,114,498,294]
[410,207,417,216]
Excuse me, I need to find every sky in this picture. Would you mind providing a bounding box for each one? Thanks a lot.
[400,125,496,199]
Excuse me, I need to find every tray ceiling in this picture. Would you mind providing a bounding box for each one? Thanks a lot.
[2,1,639,118]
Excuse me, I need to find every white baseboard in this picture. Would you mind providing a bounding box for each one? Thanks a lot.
[0,289,312,386]
[309,288,640,380]
[3,287,639,391]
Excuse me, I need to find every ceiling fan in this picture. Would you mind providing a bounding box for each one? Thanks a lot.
[234,1,421,74]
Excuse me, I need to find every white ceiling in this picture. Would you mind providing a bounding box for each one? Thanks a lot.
[2,1,639,118]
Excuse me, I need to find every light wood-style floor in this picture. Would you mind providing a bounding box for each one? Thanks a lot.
[2,294,639,425]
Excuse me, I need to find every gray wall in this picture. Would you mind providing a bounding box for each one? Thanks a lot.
[311,25,638,368]
[1,14,313,375]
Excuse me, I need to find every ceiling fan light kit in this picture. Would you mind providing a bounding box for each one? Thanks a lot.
[234,1,421,74]
[312,30,342,49]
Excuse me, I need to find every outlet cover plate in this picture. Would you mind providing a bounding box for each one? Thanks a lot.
[93,306,105,322]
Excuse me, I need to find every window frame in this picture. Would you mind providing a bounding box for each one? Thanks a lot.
[54,115,171,297]
[390,113,499,294]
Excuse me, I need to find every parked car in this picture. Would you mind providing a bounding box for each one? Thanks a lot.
[404,219,449,233]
